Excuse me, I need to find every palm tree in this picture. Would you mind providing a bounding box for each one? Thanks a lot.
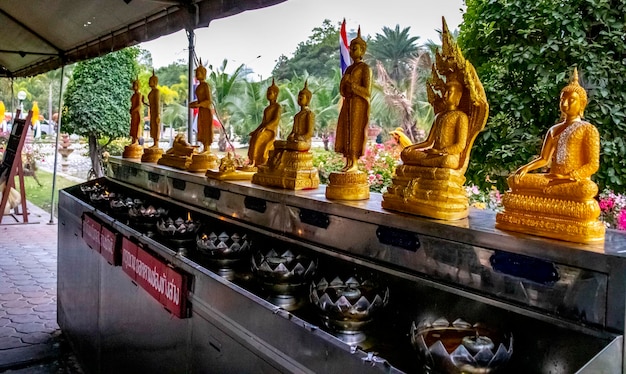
[228,79,266,144]
[207,59,247,150]
[367,25,420,84]
[309,72,341,150]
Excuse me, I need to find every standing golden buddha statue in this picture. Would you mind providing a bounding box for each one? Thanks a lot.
[496,68,605,243]
[326,27,373,201]
[142,70,165,163]
[381,17,488,220]
[123,79,145,159]
[252,81,319,190]
[188,61,218,172]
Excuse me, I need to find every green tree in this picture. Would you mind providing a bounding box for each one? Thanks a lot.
[156,60,187,87]
[459,0,626,193]
[272,19,341,81]
[62,47,140,178]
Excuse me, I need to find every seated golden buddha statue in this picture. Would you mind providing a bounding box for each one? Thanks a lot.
[157,134,198,169]
[496,68,605,243]
[246,79,282,170]
[382,17,488,220]
[252,81,320,190]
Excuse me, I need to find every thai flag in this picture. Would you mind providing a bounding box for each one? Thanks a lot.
[339,18,350,75]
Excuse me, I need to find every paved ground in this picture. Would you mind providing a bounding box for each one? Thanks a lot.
[0,203,84,373]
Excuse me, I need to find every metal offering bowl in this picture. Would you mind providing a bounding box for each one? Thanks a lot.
[89,190,116,208]
[109,197,143,217]
[251,249,317,295]
[310,276,389,337]
[156,216,201,240]
[80,182,104,195]
[410,318,513,374]
[196,231,251,265]
[128,205,168,223]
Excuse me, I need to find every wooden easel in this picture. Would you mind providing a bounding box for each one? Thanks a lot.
[0,110,32,224]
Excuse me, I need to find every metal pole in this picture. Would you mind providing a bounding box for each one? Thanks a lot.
[187,28,195,145]
[48,65,65,225]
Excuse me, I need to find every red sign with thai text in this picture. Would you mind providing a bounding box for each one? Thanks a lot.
[161,266,188,318]
[135,247,166,301]
[82,215,101,252]
[121,237,138,280]
[100,226,120,265]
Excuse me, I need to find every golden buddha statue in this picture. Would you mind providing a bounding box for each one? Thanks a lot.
[142,71,165,163]
[382,17,488,220]
[496,68,605,243]
[242,79,282,171]
[188,61,218,172]
[326,27,372,201]
[252,81,320,190]
[157,134,198,170]
[123,79,145,159]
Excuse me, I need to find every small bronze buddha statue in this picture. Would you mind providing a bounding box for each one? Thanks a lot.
[496,68,605,243]
[326,27,372,201]
[381,17,489,220]
[252,81,320,190]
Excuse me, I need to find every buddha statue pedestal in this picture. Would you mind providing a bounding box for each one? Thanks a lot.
[496,193,605,244]
[325,171,369,200]
[188,152,218,173]
[141,147,164,163]
[252,150,319,190]
[382,165,468,220]
[122,143,143,159]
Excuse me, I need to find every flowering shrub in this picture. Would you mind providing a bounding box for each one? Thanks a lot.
[312,141,400,193]
[358,141,400,193]
[598,189,626,230]
[465,184,503,211]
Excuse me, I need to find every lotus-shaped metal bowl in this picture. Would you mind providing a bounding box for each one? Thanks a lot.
[410,317,513,374]
[128,205,168,223]
[156,216,201,240]
[89,190,116,209]
[196,231,251,266]
[310,276,389,336]
[80,182,104,196]
[251,249,317,296]
[110,196,143,216]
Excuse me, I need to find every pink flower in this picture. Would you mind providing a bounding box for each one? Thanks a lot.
[618,209,626,231]
[599,198,615,211]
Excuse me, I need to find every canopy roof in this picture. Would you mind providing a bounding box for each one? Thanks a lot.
[0,0,285,78]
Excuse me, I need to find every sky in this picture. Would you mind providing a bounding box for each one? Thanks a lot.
[140,0,465,80]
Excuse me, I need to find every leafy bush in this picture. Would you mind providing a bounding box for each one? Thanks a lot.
[459,0,626,193]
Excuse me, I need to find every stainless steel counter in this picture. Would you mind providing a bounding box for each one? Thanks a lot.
[55,156,626,373]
